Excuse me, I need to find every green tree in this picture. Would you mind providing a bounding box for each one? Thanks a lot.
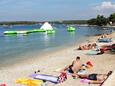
[109,13,115,23]
[96,15,108,26]
[87,15,108,26]
[87,18,96,25]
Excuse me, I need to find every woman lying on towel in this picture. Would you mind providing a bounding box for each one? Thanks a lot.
[78,43,97,50]
[76,71,113,84]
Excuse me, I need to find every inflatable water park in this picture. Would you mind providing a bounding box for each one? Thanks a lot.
[3,22,55,35]
[3,23,76,36]
[67,26,75,32]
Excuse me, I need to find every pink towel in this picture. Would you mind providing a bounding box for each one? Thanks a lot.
[80,79,90,83]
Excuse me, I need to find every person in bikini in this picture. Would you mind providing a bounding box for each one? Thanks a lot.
[76,71,113,84]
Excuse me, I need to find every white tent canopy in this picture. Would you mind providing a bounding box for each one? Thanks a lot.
[40,22,53,30]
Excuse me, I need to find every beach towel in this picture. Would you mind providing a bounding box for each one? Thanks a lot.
[80,79,90,84]
[16,78,43,86]
[30,72,67,84]
[86,50,100,55]
[98,38,112,43]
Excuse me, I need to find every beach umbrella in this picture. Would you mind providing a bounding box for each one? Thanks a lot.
[16,78,43,86]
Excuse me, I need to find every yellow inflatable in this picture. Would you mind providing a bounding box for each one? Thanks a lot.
[16,78,43,86]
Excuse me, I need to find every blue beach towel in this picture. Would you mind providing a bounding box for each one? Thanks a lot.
[86,50,100,55]
[98,38,112,43]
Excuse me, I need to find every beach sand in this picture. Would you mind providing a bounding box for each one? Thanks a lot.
[0,33,115,86]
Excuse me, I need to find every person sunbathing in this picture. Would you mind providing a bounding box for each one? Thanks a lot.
[78,43,97,50]
[61,56,82,76]
[91,43,97,49]
[78,45,88,50]
[77,71,113,84]
[98,33,112,41]
[100,33,108,38]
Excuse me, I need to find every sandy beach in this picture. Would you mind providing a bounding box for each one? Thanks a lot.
[0,33,115,86]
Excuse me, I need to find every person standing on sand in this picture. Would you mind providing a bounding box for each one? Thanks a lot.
[61,56,82,76]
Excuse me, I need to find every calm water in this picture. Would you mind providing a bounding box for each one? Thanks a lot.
[0,24,114,66]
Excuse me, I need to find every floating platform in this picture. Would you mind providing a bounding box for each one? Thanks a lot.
[67,26,75,32]
[4,31,29,35]
[4,29,55,35]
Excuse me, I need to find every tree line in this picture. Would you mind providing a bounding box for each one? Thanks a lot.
[0,20,88,25]
[0,13,114,26]
[87,13,115,26]
[0,21,43,25]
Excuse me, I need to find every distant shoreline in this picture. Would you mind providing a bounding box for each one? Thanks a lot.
[0,20,87,25]
[77,24,115,28]
[0,21,114,29]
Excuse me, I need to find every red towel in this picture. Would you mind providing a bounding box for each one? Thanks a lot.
[58,72,67,83]
[0,84,6,86]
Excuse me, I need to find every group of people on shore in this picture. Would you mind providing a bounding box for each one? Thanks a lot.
[78,33,112,50]
[77,33,115,56]
[31,33,114,86]
[99,33,112,39]
[59,33,114,85]
[60,56,112,85]
[78,43,97,50]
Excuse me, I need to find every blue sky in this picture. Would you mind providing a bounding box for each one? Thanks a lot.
[0,0,115,21]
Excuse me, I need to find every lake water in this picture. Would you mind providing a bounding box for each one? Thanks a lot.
[0,24,114,66]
